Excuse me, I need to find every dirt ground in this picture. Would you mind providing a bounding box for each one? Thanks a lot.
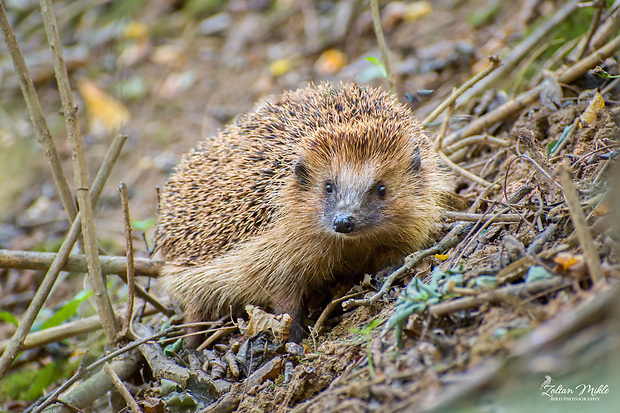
[1,0,620,411]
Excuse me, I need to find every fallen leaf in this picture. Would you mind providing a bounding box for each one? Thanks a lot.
[315,49,347,75]
[593,200,611,216]
[383,1,433,28]
[434,253,449,261]
[554,252,582,272]
[78,78,130,136]
[243,304,291,340]
[580,90,605,126]
[151,44,187,69]
[269,59,293,77]
[122,21,149,40]
[403,1,433,21]
[158,70,196,98]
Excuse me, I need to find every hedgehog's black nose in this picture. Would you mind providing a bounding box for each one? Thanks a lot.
[333,214,356,233]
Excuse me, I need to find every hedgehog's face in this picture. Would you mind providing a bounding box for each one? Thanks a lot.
[294,146,423,239]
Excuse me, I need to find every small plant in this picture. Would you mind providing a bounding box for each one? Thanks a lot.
[385,267,464,348]
[350,318,383,377]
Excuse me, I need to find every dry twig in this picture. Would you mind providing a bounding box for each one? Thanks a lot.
[103,362,142,413]
[424,56,502,127]
[456,0,581,107]
[312,290,368,337]
[119,182,136,338]
[343,224,474,311]
[28,326,177,413]
[369,0,395,93]
[0,305,161,353]
[438,150,496,188]
[0,249,161,276]
[557,161,605,285]
[40,0,119,344]
[444,33,620,147]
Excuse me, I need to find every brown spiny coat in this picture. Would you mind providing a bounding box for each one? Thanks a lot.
[155,83,446,341]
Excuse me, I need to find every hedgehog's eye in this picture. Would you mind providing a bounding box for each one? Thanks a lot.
[377,184,386,197]
[325,181,334,194]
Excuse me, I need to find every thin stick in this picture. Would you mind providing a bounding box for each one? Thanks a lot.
[0,134,126,379]
[40,0,119,343]
[456,0,581,108]
[444,134,510,156]
[576,0,605,59]
[312,290,368,337]
[369,0,395,94]
[119,183,136,338]
[0,249,160,277]
[103,362,142,413]
[434,97,454,150]
[429,277,570,316]
[557,161,605,285]
[343,224,474,310]
[438,150,496,188]
[443,211,522,223]
[0,0,80,248]
[197,326,239,351]
[423,56,501,127]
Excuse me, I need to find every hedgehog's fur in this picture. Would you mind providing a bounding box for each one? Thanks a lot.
[155,83,446,342]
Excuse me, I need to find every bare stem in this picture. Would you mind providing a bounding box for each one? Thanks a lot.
[456,0,581,108]
[557,161,605,285]
[439,150,496,188]
[369,0,395,94]
[0,248,160,276]
[39,0,119,343]
[103,362,142,413]
[119,183,136,338]
[424,56,501,127]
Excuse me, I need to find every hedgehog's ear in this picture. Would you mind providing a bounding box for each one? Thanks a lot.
[294,159,311,187]
[408,146,421,173]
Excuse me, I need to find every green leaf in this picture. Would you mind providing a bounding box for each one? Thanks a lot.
[132,217,157,231]
[39,290,93,331]
[525,266,553,283]
[26,360,63,400]
[468,275,497,289]
[365,56,387,78]
[0,311,19,327]
[164,338,186,356]
[547,123,573,155]
[594,68,620,79]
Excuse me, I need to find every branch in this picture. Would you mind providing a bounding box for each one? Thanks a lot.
[369,0,395,94]
[0,304,162,354]
[343,224,474,310]
[0,249,160,276]
[423,56,502,127]
[40,0,119,343]
[557,161,605,285]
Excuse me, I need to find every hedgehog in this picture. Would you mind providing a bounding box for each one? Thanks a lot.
[154,83,446,344]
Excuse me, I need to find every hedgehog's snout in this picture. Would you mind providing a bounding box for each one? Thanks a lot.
[333,214,356,234]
